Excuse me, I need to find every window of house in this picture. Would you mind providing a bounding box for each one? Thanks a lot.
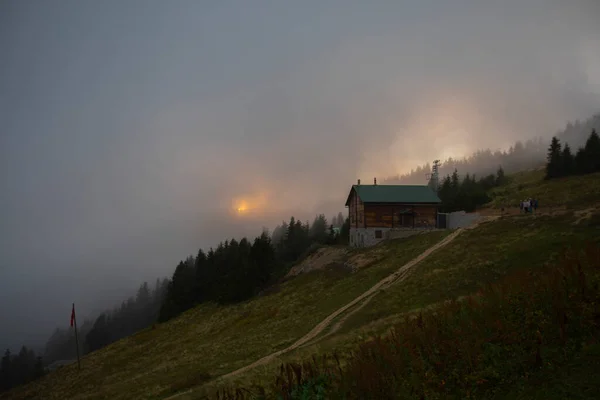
[375,230,382,239]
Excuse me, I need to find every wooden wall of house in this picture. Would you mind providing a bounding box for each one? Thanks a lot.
[348,189,365,228]
[364,204,438,228]
[413,205,438,227]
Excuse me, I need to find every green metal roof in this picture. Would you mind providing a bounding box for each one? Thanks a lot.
[345,184,441,206]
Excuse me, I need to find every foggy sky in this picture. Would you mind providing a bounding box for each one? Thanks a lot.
[1,0,599,350]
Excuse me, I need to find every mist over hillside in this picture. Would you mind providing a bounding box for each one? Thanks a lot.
[384,113,600,184]
[2,0,600,379]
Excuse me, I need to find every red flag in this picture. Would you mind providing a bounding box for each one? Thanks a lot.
[70,304,76,327]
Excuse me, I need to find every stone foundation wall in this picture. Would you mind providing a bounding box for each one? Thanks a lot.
[349,227,389,247]
[448,211,481,229]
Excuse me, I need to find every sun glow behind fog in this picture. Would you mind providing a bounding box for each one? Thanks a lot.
[385,96,484,175]
[232,193,269,216]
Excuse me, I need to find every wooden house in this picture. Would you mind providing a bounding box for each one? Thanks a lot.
[344,178,441,247]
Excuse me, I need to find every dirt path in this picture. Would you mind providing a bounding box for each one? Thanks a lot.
[164,218,497,399]
[215,227,466,383]
[301,225,477,346]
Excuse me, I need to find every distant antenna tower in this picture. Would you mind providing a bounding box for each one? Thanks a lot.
[426,160,441,191]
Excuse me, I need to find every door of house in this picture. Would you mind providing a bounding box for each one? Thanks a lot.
[437,213,448,229]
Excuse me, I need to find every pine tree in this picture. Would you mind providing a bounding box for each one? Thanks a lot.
[136,282,150,310]
[583,129,600,173]
[271,221,287,246]
[450,169,460,189]
[33,357,45,380]
[309,214,328,244]
[0,349,11,391]
[15,346,32,386]
[575,147,587,175]
[438,175,453,212]
[327,224,336,244]
[85,314,112,352]
[194,249,208,303]
[545,136,563,179]
[495,166,506,186]
[340,217,350,244]
[250,232,277,290]
[561,143,574,176]
[336,212,344,228]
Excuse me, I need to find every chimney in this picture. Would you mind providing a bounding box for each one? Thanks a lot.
[374,177,377,185]
[357,179,361,185]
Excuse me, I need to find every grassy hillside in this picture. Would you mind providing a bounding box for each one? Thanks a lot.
[204,171,600,398]
[1,232,449,400]
[488,169,600,209]
[251,243,600,400]
[338,213,599,335]
[4,169,600,400]
[207,214,600,398]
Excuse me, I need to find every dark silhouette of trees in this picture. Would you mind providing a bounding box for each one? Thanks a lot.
[86,314,111,352]
[438,167,506,212]
[583,129,600,173]
[495,166,506,186]
[545,136,563,179]
[309,214,329,244]
[562,143,574,176]
[384,113,600,185]
[331,212,345,228]
[158,211,350,323]
[158,231,279,322]
[339,216,350,245]
[85,279,169,353]
[0,346,46,393]
[545,129,600,180]
[0,350,11,391]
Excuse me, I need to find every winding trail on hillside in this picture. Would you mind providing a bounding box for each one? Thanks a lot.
[217,227,469,382]
[164,218,496,399]
[312,216,497,343]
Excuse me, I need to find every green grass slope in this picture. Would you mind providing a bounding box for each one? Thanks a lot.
[488,169,600,209]
[339,213,600,336]
[208,172,600,399]
[209,216,600,399]
[1,232,450,400]
[255,244,600,400]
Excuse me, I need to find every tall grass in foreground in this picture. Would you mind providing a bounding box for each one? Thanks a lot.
[215,243,600,399]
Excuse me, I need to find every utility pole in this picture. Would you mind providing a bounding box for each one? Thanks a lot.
[426,160,441,191]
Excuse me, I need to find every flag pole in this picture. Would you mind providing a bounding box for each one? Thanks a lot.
[72,303,81,371]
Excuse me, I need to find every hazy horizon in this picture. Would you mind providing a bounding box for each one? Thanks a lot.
[1,0,600,351]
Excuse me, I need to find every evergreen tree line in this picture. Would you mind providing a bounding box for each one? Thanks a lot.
[545,129,600,180]
[85,279,169,352]
[437,166,507,213]
[271,212,349,262]
[43,324,92,367]
[0,347,45,393]
[35,278,169,371]
[31,212,350,364]
[158,212,350,323]
[385,113,600,185]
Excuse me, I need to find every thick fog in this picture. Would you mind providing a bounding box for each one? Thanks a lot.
[1,0,599,351]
